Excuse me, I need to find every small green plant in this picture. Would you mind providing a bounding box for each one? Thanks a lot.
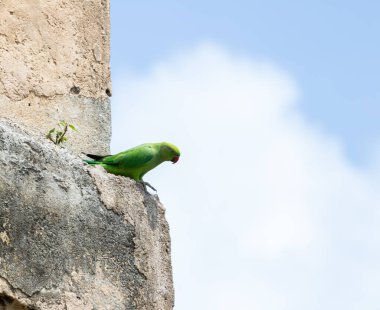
[46,120,77,145]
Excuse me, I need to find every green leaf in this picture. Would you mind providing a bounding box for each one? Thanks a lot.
[68,124,77,131]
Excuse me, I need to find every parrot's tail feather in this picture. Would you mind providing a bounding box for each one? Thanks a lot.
[83,159,99,165]
[85,154,110,161]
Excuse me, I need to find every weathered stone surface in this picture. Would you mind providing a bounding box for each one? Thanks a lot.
[0,119,174,309]
[0,0,111,155]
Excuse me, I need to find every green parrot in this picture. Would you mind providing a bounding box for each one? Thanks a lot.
[84,142,180,191]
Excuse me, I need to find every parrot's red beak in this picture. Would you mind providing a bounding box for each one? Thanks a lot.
[171,155,179,164]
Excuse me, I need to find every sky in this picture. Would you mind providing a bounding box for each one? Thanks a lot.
[109,1,380,309]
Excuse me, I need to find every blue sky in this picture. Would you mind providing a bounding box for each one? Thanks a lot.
[110,2,380,309]
[111,0,380,166]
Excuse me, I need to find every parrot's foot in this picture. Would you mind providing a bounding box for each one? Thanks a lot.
[139,181,157,193]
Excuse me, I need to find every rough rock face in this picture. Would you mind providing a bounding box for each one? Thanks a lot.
[0,119,174,310]
[0,0,111,155]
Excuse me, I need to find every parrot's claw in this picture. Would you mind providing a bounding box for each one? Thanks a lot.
[139,181,157,193]
[144,182,157,192]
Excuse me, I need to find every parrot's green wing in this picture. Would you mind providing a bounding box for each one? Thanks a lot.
[100,144,156,169]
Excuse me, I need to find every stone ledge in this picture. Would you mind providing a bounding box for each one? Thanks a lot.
[0,119,174,310]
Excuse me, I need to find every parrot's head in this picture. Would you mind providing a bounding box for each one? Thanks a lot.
[160,142,180,164]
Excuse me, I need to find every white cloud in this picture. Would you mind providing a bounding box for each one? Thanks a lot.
[111,43,380,310]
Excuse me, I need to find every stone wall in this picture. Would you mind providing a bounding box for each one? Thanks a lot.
[0,0,112,155]
[0,1,175,309]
